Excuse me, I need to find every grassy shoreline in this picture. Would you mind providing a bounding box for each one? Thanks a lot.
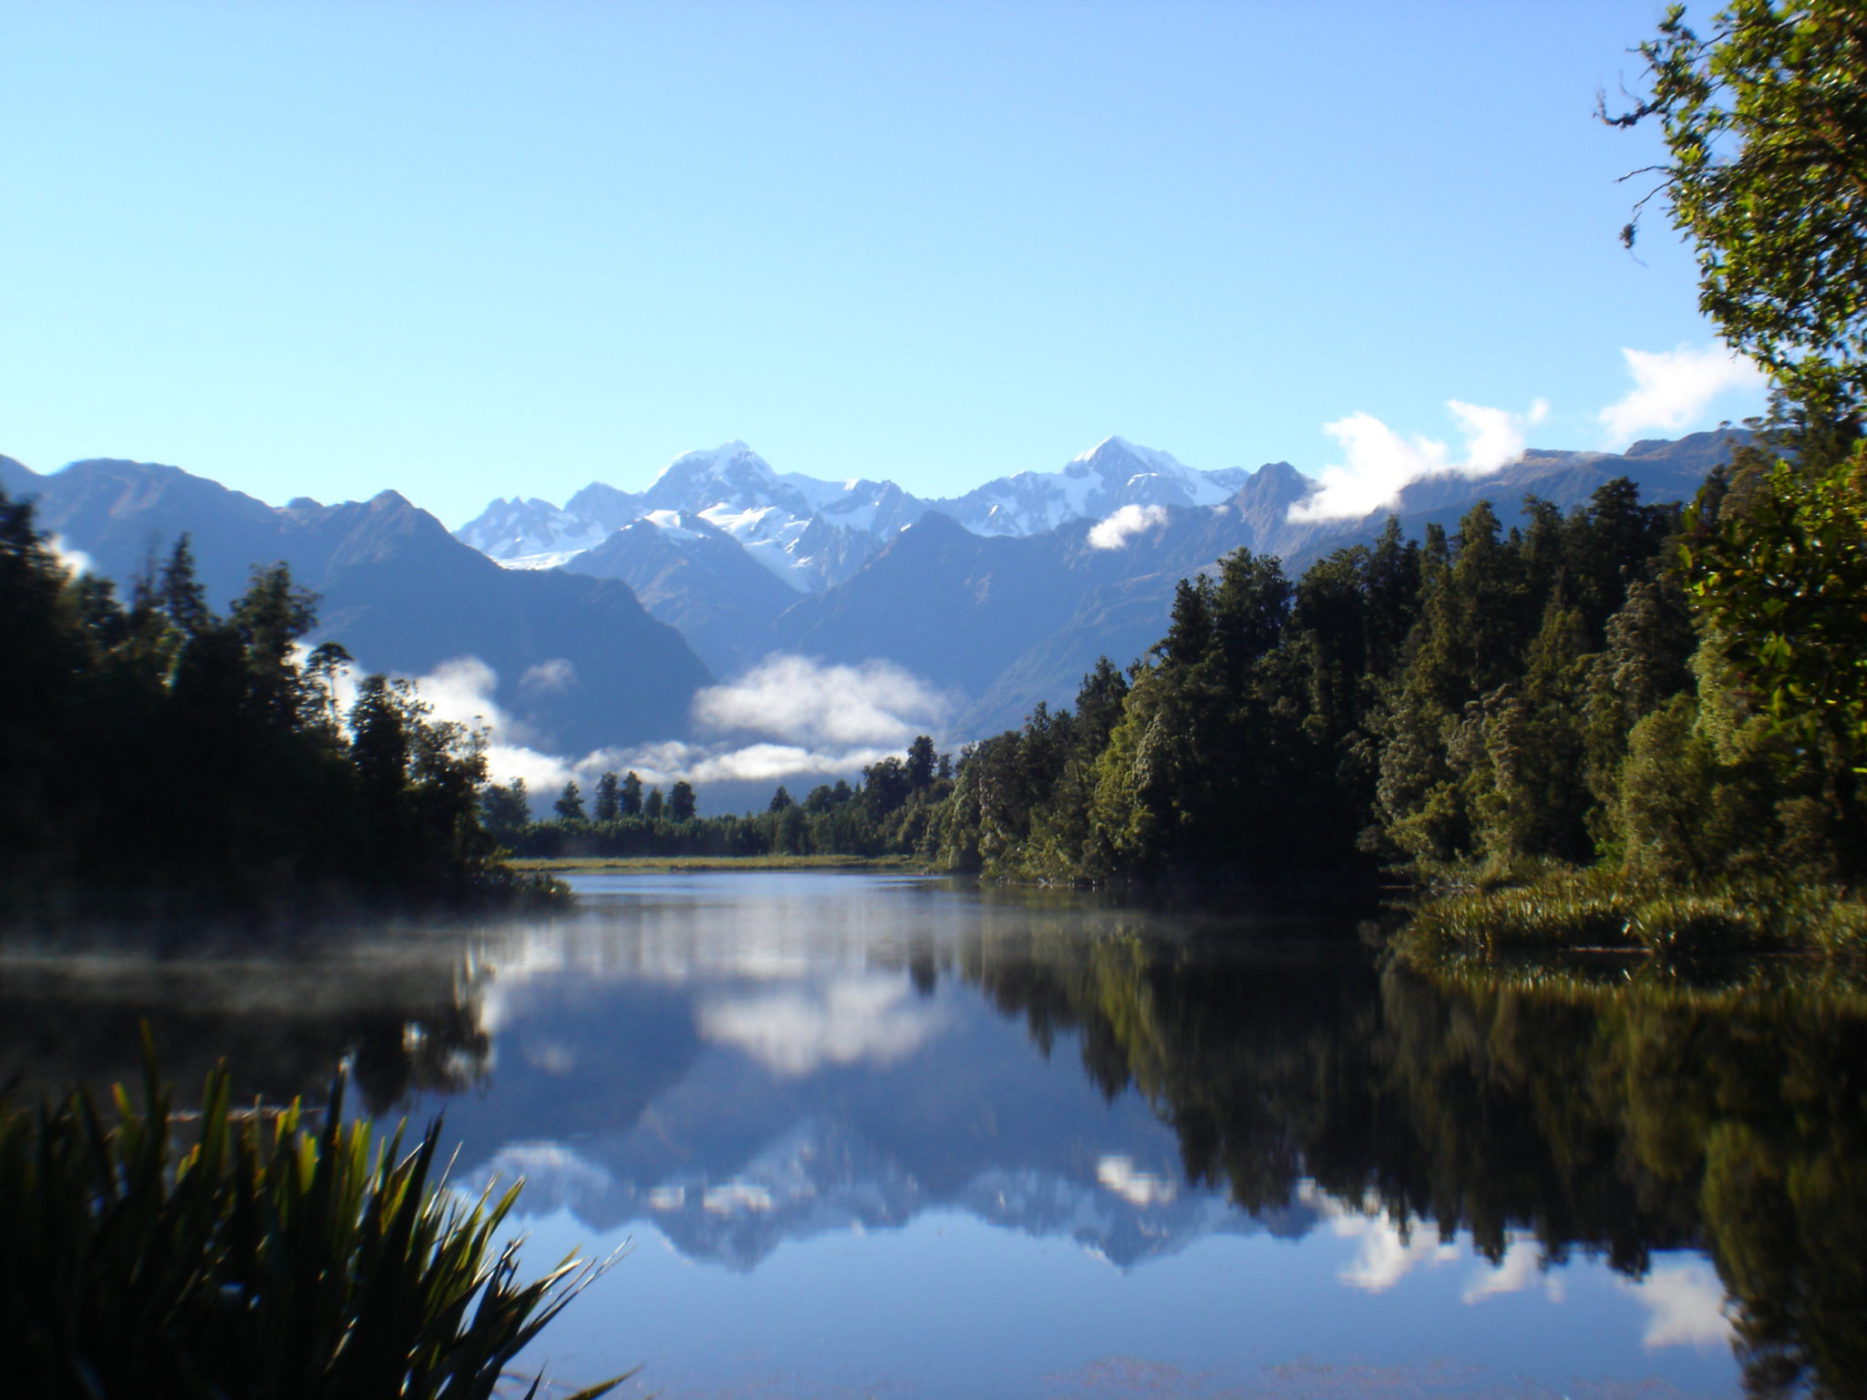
[506,853,932,874]
[1391,867,1867,965]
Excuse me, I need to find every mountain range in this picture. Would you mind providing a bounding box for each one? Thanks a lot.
[3,428,1745,776]
[459,429,1744,737]
[0,454,707,755]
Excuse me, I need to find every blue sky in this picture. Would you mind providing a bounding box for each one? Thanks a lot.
[2,1,1767,528]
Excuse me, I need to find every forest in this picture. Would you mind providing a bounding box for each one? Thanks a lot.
[515,440,1863,953]
[0,503,530,918]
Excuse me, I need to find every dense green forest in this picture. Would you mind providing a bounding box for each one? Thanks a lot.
[518,446,1861,942]
[0,499,527,918]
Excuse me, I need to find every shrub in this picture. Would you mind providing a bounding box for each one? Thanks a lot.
[0,1043,622,1399]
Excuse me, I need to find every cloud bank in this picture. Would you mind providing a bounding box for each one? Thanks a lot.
[334,650,951,812]
[1088,503,1170,549]
[48,534,93,578]
[1615,1258,1734,1349]
[697,972,949,1076]
[1289,398,1548,523]
[1289,341,1767,526]
[1598,343,1765,444]
[694,653,948,749]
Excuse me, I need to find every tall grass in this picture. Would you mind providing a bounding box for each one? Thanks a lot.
[1394,868,1867,964]
[0,1038,623,1399]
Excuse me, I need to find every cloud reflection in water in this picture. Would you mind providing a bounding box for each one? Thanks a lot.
[698,972,950,1077]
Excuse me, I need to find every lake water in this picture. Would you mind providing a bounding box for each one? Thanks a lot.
[6,871,1862,1399]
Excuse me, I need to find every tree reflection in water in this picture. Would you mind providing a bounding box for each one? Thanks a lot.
[960,914,1867,1400]
[0,938,492,1116]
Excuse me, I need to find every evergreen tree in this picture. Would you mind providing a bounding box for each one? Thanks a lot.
[158,535,210,639]
[554,780,586,823]
[906,735,937,791]
[593,770,620,822]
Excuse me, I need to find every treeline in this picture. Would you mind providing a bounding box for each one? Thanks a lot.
[927,460,1862,887]
[498,452,1863,896]
[495,737,954,859]
[0,493,517,918]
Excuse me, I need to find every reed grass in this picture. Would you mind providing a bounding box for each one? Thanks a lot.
[0,1035,623,1399]
[1395,868,1867,964]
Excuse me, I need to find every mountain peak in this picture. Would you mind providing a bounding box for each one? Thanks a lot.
[650,441,768,485]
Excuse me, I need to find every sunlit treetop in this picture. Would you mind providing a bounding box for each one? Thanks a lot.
[1608,0,1867,425]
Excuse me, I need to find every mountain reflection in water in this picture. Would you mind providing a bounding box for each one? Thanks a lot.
[4,872,1863,1398]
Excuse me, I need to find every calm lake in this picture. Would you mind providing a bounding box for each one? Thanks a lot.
[5,871,1862,1399]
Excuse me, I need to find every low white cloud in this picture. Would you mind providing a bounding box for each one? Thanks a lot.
[1616,1259,1733,1349]
[1095,1155,1179,1207]
[477,1140,614,1207]
[519,658,577,694]
[1461,1238,1565,1305]
[1599,343,1765,444]
[48,534,92,578]
[1087,503,1170,549]
[698,972,949,1076]
[1289,398,1548,523]
[694,653,951,749]
[1298,1183,1460,1292]
[1335,1215,1461,1292]
[303,648,949,811]
[409,656,510,731]
[703,1182,774,1215]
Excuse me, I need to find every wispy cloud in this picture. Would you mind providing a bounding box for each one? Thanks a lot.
[698,972,949,1076]
[48,534,93,578]
[1299,1184,1461,1291]
[1087,503,1169,549]
[1095,1155,1179,1207]
[1598,343,1765,444]
[1289,398,1548,523]
[694,653,951,749]
[1461,1238,1564,1305]
[1615,1259,1733,1349]
[315,651,951,810]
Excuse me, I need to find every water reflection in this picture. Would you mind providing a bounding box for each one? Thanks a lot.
[4,876,1863,1397]
[0,931,491,1114]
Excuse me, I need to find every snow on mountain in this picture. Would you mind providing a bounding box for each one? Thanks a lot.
[932,436,1253,537]
[454,436,1264,589]
[453,495,608,570]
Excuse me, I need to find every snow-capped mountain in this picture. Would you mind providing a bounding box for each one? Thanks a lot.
[453,435,1260,588]
[462,1116,1312,1272]
[457,441,926,590]
[932,436,1250,537]
[450,494,612,570]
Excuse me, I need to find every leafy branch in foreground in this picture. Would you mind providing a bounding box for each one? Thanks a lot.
[0,1042,625,1400]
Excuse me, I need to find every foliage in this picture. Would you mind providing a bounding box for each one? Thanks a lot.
[0,1043,621,1399]
[907,460,1861,900]
[0,494,526,919]
[1606,1,1867,851]
[1607,0,1867,423]
[1685,447,1867,777]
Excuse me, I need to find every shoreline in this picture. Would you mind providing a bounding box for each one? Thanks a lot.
[506,853,932,874]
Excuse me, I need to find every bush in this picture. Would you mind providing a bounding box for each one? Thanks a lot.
[0,1043,622,1399]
